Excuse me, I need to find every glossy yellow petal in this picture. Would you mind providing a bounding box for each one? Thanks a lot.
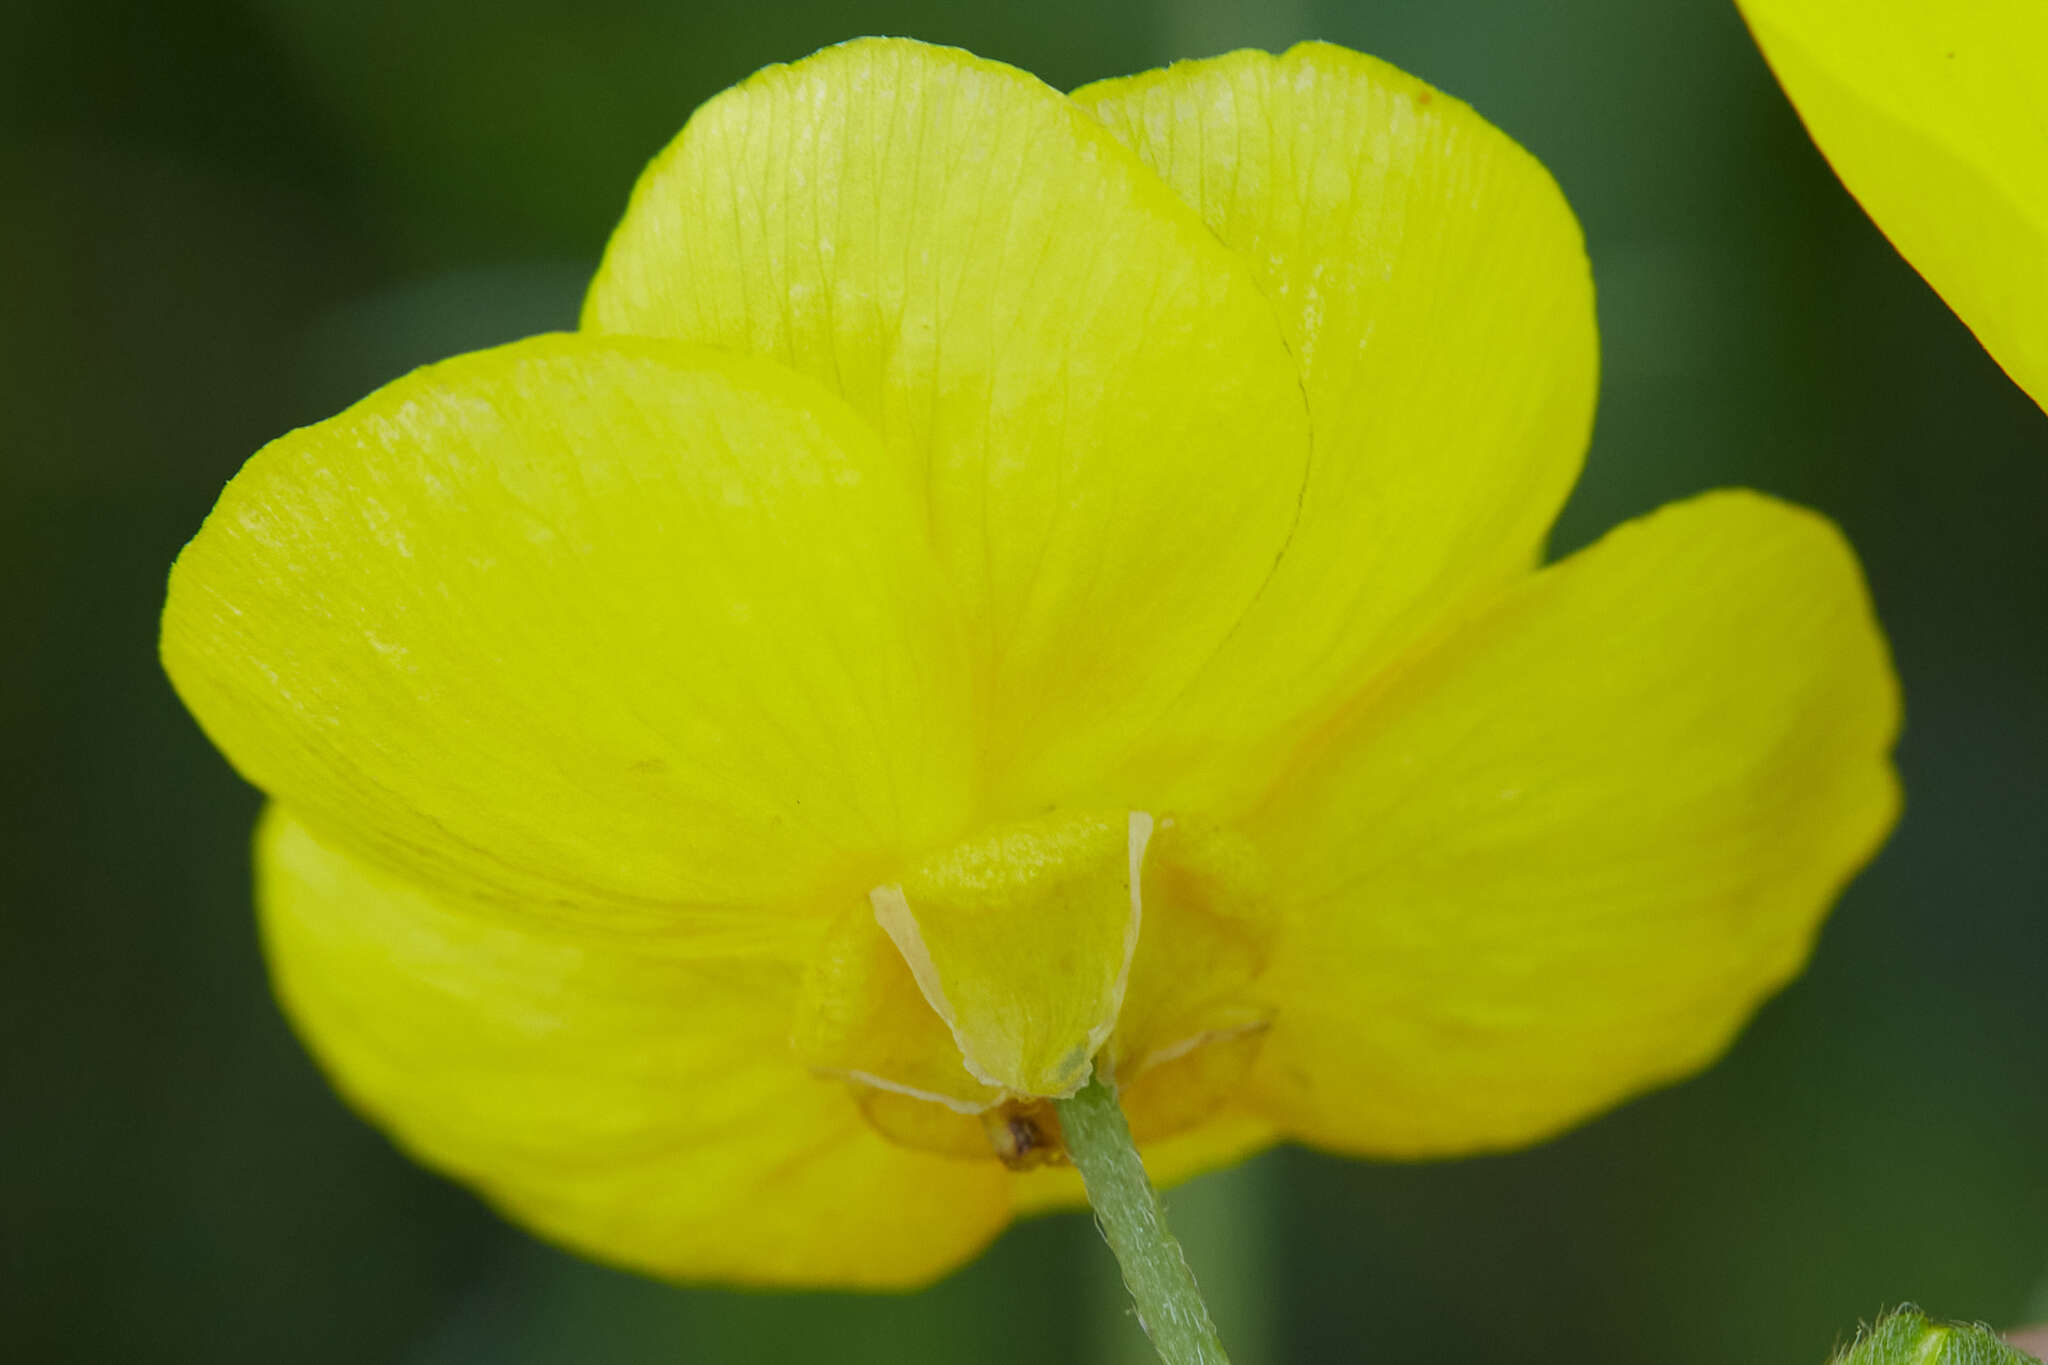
[583,38,1313,809]
[1737,0,2048,410]
[1241,491,1900,1156]
[1075,44,1598,803]
[257,806,1012,1287]
[163,334,975,921]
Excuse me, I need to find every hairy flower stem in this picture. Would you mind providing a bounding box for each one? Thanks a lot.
[1055,1070,1232,1365]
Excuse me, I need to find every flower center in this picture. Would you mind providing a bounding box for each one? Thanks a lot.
[792,808,1278,1163]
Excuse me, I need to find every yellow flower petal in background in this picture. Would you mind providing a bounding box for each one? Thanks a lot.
[1241,491,1900,1156]
[583,38,1314,811]
[163,334,976,921]
[1736,0,2048,411]
[1075,44,1599,803]
[257,807,1012,1288]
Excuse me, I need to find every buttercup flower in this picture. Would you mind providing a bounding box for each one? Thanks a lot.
[1736,0,2048,411]
[163,39,1900,1287]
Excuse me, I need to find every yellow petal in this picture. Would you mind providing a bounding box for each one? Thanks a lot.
[1736,0,2048,410]
[1240,491,1900,1156]
[1075,44,1599,803]
[163,334,975,920]
[256,806,1012,1287]
[583,38,1313,809]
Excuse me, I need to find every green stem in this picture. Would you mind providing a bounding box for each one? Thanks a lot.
[1054,1069,1232,1365]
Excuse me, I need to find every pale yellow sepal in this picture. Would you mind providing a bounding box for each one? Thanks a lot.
[1109,819,1276,1077]
[1076,43,1598,806]
[1242,490,1901,1156]
[1737,0,2048,410]
[583,38,1314,810]
[791,901,1002,1113]
[871,811,1150,1097]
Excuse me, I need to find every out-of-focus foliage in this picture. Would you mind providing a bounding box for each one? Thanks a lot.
[4,2,2044,1363]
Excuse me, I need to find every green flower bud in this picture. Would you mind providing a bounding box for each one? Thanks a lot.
[1833,1308,2040,1365]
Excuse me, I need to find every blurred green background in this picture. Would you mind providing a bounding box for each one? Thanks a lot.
[4,0,2044,1361]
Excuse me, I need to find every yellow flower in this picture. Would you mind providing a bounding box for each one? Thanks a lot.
[161,39,1900,1288]
[1736,0,2048,411]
